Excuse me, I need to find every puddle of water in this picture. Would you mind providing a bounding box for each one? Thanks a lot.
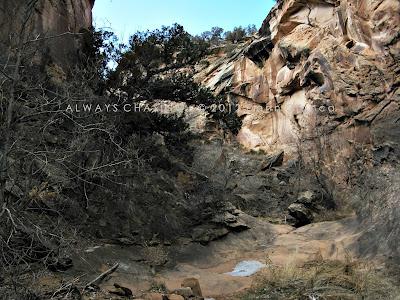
[225,260,266,277]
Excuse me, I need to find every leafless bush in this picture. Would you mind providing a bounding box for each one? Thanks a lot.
[0,4,125,297]
[142,242,169,274]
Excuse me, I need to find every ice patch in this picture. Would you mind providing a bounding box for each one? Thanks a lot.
[225,260,266,277]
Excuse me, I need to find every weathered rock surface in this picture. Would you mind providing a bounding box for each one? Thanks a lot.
[193,0,400,262]
[181,278,203,297]
[171,287,194,299]
[288,203,314,227]
[287,189,336,226]
[0,0,94,68]
[196,0,400,160]
[168,294,185,300]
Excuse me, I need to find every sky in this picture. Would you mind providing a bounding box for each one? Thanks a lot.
[93,0,275,44]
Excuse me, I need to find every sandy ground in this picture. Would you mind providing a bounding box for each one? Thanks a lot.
[68,213,362,298]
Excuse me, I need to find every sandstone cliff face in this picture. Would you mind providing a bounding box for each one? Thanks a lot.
[0,0,94,68]
[195,0,400,261]
[197,0,400,160]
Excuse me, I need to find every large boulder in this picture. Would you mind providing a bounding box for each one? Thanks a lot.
[288,189,335,227]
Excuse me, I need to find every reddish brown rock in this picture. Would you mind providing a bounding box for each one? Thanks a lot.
[196,0,400,160]
[0,0,94,68]
[172,287,194,299]
[181,278,203,297]
[145,293,164,300]
[168,294,185,300]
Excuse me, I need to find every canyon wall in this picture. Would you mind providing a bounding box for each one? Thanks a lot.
[197,0,400,160]
[0,0,94,68]
[195,0,400,261]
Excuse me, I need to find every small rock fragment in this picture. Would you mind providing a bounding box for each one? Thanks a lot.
[168,294,184,300]
[172,287,194,299]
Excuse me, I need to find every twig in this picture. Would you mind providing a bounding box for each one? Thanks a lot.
[84,263,119,289]
[23,32,84,45]
[51,274,85,299]
[0,69,14,81]
[0,203,6,218]
[4,207,17,228]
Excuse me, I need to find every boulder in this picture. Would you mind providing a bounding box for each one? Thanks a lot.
[181,278,203,297]
[288,203,313,227]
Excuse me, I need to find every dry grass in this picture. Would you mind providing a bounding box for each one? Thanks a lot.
[242,258,400,300]
[142,243,169,272]
[28,182,58,203]
[312,207,354,223]
[148,280,168,293]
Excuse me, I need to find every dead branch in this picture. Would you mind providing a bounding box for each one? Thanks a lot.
[51,274,84,299]
[23,32,84,45]
[84,263,119,289]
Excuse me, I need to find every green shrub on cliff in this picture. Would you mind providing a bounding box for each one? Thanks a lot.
[106,23,242,134]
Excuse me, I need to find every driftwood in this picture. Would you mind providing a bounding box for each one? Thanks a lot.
[84,263,119,289]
